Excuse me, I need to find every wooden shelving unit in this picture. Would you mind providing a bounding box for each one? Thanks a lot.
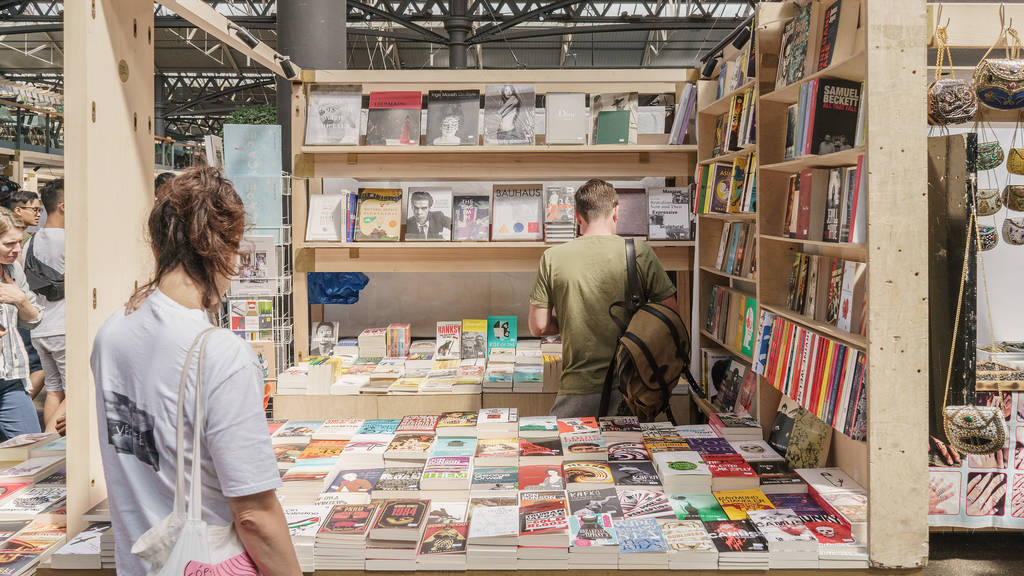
[760,146,867,173]
[698,142,758,166]
[699,264,756,284]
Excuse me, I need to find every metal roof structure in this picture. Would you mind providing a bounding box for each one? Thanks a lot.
[0,0,751,139]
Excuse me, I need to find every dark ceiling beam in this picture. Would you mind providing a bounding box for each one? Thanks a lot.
[468,0,583,43]
[347,0,449,44]
[165,78,275,116]
[470,18,741,43]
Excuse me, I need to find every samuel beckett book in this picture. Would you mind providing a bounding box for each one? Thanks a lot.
[355,188,402,241]
[491,184,544,241]
[304,84,362,146]
[426,90,480,146]
[483,84,536,145]
[648,187,692,240]
[365,91,422,146]
[453,196,491,241]
[545,92,588,144]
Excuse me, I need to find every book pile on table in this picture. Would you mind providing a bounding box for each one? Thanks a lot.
[417,501,469,570]
[658,518,718,569]
[748,508,819,569]
[466,498,518,569]
[705,518,770,570]
[315,503,378,570]
[366,499,429,570]
[50,522,109,570]
[286,505,327,573]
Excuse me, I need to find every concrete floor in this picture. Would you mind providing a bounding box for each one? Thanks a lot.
[926,533,1023,575]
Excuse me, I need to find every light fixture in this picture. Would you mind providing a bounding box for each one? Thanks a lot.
[731,26,751,49]
[538,13,545,21]
[228,23,260,49]
[701,55,719,79]
[275,54,297,79]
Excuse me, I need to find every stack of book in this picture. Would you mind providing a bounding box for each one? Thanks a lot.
[285,506,327,573]
[366,499,430,570]
[658,518,718,569]
[543,185,576,243]
[416,501,469,570]
[708,413,762,442]
[616,517,668,569]
[706,519,770,570]
[357,327,388,358]
[50,522,109,570]
[466,499,519,569]
[517,491,570,569]
[798,467,867,543]
[748,508,819,569]
[569,513,619,567]
[315,503,379,570]
[477,408,519,438]
[653,451,711,493]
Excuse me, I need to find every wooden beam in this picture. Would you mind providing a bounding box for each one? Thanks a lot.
[866,0,929,569]
[158,0,301,79]
[64,0,156,534]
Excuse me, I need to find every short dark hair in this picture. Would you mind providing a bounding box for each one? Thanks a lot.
[0,187,38,212]
[574,178,618,223]
[136,167,246,311]
[39,179,63,214]
[155,172,176,196]
[410,190,433,207]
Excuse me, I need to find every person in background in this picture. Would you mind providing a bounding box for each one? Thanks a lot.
[25,179,65,433]
[91,168,299,575]
[0,179,45,410]
[0,208,42,439]
[528,178,678,418]
[154,171,176,197]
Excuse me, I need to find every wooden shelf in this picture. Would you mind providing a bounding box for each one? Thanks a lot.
[761,50,866,104]
[700,329,753,363]
[698,211,757,222]
[761,303,868,350]
[301,240,696,249]
[760,146,865,173]
[700,264,756,283]
[299,144,698,155]
[759,234,868,260]
[698,143,757,166]
[698,78,756,116]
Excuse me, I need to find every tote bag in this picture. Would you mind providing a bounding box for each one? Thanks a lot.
[131,327,260,575]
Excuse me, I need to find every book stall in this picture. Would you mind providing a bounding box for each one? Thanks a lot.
[53,0,932,574]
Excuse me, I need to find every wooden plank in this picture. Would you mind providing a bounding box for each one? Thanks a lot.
[482,392,557,417]
[376,394,481,419]
[37,568,921,576]
[759,234,868,262]
[64,0,156,536]
[698,79,757,116]
[927,3,1024,49]
[865,0,929,568]
[760,146,866,173]
[311,68,696,91]
[761,304,867,350]
[761,50,866,104]
[300,144,698,154]
[273,394,379,420]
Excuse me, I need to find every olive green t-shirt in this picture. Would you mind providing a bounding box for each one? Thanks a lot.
[529,234,676,395]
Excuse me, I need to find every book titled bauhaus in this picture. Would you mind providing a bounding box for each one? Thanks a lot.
[491,184,543,241]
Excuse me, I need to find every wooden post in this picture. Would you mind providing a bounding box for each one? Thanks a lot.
[865,0,929,568]
[64,1,155,534]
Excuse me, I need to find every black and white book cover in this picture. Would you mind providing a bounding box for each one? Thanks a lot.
[484,84,536,145]
[647,187,692,240]
[426,90,480,146]
[810,79,861,155]
[568,488,624,517]
[305,84,362,145]
[405,188,453,241]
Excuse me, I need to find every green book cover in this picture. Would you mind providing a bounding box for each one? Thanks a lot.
[486,315,518,354]
[740,297,757,357]
[667,493,729,521]
[595,110,630,144]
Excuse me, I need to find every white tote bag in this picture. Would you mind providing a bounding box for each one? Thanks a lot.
[131,327,261,576]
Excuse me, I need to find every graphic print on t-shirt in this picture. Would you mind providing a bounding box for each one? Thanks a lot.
[103,390,160,470]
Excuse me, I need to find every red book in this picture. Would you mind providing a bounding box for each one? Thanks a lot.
[518,464,565,491]
[704,454,758,478]
[556,417,599,435]
[801,512,857,544]
[796,169,814,240]
[767,316,785,385]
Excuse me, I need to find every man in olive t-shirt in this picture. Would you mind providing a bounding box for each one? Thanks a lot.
[528,179,678,418]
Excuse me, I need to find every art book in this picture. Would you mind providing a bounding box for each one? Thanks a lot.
[618,487,673,519]
[461,319,487,360]
[518,438,563,459]
[304,84,361,146]
[232,234,278,296]
[713,489,775,520]
[355,188,402,241]
[563,461,614,489]
[483,84,536,145]
[491,184,544,241]
[569,513,618,547]
[667,494,729,522]
[617,517,668,553]
[591,92,639,144]
[648,187,692,240]
[435,322,462,360]
[486,315,518,355]
[453,196,490,241]
[545,92,588,144]
[405,187,453,241]
[365,90,421,145]
[567,488,624,518]
[426,89,480,146]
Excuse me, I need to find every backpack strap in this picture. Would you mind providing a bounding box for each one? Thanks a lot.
[601,238,647,417]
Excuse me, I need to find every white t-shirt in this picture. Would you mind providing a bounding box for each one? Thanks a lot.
[25,228,64,338]
[91,289,280,576]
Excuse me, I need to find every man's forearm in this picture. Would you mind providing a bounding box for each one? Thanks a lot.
[15,295,38,323]
[233,498,301,576]
[540,316,559,336]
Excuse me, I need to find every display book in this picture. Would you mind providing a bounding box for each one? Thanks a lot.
[704,284,758,359]
[302,82,696,147]
[712,220,756,279]
[176,410,874,571]
[695,149,757,214]
[708,83,757,159]
[784,251,866,335]
[782,155,866,244]
[775,0,862,91]
[0,435,69,573]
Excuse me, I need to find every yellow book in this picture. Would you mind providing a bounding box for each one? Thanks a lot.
[713,489,775,520]
[818,341,836,418]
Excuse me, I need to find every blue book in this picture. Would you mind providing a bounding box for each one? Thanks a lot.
[724,223,741,273]
[223,124,282,177]
[751,311,775,376]
[324,468,384,494]
[356,419,401,436]
[233,175,284,242]
[431,437,478,458]
[617,517,667,554]
[471,467,518,492]
[486,315,518,355]
[346,192,358,242]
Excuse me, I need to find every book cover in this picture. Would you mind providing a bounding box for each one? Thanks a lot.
[713,489,775,520]
[419,522,469,555]
[320,503,380,536]
[687,438,736,455]
[397,414,441,434]
[491,184,544,240]
[610,462,662,486]
[569,513,618,547]
[475,438,519,459]
[704,519,770,553]
[304,84,361,146]
[355,188,402,241]
[224,123,281,177]
[768,493,825,516]
[326,468,383,494]
[800,512,857,544]
[356,419,401,436]
[365,91,421,145]
[615,188,648,237]
[486,315,518,355]
[437,411,477,430]
[520,416,559,436]
[460,319,488,360]
[567,488,624,517]
[426,89,480,146]
[544,186,576,224]
[373,499,430,531]
[777,1,812,88]
[618,487,673,519]
[564,461,615,487]
[231,176,285,242]
[471,467,518,492]
[825,257,844,324]
[740,297,757,357]
[667,493,729,522]
[660,519,715,553]
[519,499,569,536]
[599,416,641,434]
[435,321,462,360]
[0,520,65,575]
[483,84,536,145]
[709,163,734,214]
[557,417,599,435]
[561,432,607,458]
[617,518,667,553]
[232,234,279,296]
[595,109,630,144]
[374,467,423,493]
[519,464,565,491]
[421,457,471,482]
[545,92,588,144]
[810,79,861,155]
[608,441,652,462]
[591,92,639,145]
[274,421,324,440]
[298,440,348,460]
[519,438,563,459]
[748,508,816,545]
[405,188,453,241]
[647,187,692,240]
[453,196,491,242]
[704,455,757,479]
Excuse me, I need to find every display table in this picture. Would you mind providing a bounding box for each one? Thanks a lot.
[36,569,895,576]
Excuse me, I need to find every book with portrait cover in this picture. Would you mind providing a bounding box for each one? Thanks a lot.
[419,521,469,555]
[704,519,770,553]
[405,187,453,241]
[545,92,588,144]
[567,487,623,517]
[491,184,543,241]
[426,89,480,146]
[483,84,536,145]
[325,468,383,495]
[355,188,402,241]
[519,464,565,491]
[810,79,861,156]
[461,319,487,360]
[453,196,490,241]
[365,91,421,146]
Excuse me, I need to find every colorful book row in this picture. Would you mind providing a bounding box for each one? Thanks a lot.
[695,153,757,215]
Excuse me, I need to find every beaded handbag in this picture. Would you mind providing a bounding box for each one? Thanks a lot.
[929,14,978,125]
[974,10,1024,110]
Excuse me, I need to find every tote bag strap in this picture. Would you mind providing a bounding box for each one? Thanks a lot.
[171,326,219,520]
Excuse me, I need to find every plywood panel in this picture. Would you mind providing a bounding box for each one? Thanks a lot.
[273,394,379,420]
[64,0,156,534]
[483,392,557,417]
[376,395,481,418]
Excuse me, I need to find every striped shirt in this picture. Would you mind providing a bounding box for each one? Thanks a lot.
[0,262,41,386]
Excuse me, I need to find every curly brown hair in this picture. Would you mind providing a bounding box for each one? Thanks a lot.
[136,167,246,310]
